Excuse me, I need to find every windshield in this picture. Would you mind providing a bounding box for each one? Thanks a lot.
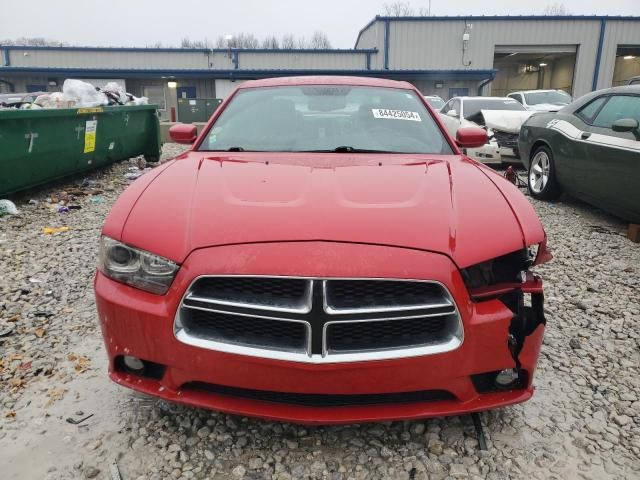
[425,97,445,109]
[199,86,452,154]
[463,98,526,119]
[524,90,572,105]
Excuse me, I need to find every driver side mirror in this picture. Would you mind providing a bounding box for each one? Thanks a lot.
[169,123,198,144]
[456,126,488,149]
[612,118,640,139]
[447,109,458,118]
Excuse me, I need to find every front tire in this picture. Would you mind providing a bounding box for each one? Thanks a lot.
[528,146,562,200]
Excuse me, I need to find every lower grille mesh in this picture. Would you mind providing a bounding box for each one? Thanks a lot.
[183,382,455,407]
[327,315,451,352]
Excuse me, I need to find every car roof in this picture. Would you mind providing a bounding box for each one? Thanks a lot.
[454,96,515,101]
[238,76,416,90]
[508,90,565,94]
[600,84,640,94]
[564,84,640,112]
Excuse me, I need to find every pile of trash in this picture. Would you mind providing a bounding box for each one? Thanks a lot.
[0,79,148,110]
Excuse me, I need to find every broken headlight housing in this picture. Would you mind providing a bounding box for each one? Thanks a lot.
[460,241,551,301]
[460,248,531,291]
[98,236,179,294]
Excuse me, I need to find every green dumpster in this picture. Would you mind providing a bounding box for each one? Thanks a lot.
[0,104,161,196]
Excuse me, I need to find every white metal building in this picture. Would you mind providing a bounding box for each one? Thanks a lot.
[355,15,640,98]
[2,15,639,120]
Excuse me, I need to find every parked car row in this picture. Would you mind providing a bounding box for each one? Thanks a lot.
[423,86,638,224]
[427,90,572,164]
[507,89,572,112]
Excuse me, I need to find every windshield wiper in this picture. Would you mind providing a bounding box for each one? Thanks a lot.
[205,146,246,152]
[302,146,399,153]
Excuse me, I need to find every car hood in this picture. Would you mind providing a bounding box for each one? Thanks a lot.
[105,152,544,268]
[527,103,566,112]
[480,110,534,133]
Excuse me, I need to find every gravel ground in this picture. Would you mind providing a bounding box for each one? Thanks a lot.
[1,146,638,480]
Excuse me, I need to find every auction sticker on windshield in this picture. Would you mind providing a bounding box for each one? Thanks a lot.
[372,109,422,121]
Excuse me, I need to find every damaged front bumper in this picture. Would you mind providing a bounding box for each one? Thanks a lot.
[95,242,547,424]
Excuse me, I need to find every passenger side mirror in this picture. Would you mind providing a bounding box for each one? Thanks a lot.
[447,109,458,118]
[612,118,640,140]
[169,123,198,144]
[612,118,639,134]
[456,126,488,149]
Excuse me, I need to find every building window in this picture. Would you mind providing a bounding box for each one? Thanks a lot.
[143,86,166,110]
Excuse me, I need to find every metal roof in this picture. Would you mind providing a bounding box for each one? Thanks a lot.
[355,15,640,48]
[0,44,377,54]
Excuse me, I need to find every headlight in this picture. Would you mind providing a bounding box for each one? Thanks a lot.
[460,249,530,290]
[98,236,179,294]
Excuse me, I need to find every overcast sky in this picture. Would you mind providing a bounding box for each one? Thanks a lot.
[1,0,638,48]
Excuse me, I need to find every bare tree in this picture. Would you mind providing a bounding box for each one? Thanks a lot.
[1,37,65,46]
[227,33,260,49]
[309,31,332,49]
[281,34,296,49]
[180,37,207,48]
[262,35,280,49]
[542,2,572,15]
[383,1,415,16]
[182,31,330,50]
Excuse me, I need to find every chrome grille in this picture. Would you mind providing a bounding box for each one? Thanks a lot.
[493,131,519,150]
[175,277,463,363]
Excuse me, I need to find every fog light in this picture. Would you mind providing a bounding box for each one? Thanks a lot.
[123,355,144,372]
[495,368,519,387]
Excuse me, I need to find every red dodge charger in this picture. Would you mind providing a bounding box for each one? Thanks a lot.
[95,76,551,424]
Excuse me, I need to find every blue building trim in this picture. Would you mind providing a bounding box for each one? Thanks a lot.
[375,15,640,22]
[219,48,377,54]
[384,19,390,70]
[1,45,211,53]
[592,19,607,91]
[0,66,497,81]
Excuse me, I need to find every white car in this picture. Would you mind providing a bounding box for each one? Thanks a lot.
[507,89,572,112]
[439,96,533,163]
[423,95,445,110]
